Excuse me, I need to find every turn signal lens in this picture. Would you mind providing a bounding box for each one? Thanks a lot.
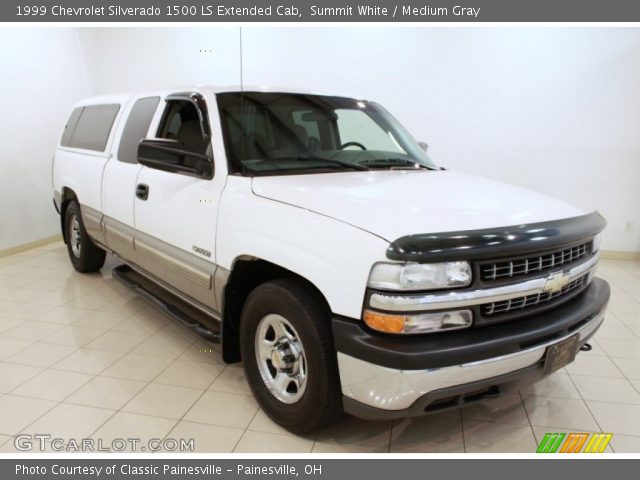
[363,309,472,334]
[362,311,406,334]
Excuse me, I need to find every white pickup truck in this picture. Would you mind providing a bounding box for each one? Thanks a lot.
[52,86,609,433]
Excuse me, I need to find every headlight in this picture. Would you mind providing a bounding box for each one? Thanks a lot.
[592,234,602,253]
[368,261,472,291]
[363,309,472,334]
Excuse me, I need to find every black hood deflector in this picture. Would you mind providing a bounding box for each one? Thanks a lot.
[386,211,606,263]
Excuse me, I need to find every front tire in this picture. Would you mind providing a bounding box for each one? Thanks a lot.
[65,201,106,273]
[240,278,342,434]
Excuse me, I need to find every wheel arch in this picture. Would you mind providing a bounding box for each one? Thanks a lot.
[221,256,331,364]
[59,187,79,243]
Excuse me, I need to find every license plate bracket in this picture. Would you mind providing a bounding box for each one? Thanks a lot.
[543,334,580,375]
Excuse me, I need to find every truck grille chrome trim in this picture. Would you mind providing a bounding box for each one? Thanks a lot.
[368,253,599,312]
[480,241,590,281]
[482,274,588,316]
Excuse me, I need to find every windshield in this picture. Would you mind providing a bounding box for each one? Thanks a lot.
[217,92,437,175]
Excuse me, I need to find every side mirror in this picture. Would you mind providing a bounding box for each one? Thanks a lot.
[137,139,213,179]
[418,141,429,152]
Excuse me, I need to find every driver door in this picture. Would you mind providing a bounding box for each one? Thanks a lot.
[133,92,224,314]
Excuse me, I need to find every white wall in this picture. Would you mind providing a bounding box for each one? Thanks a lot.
[0,27,241,252]
[0,28,90,251]
[2,27,639,253]
[241,27,640,252]
[77,28,241,94]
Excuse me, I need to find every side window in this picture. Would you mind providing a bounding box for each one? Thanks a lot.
[117,97,160,164]
[157,100,208,154]
[60,107,83,147]
[64,104,120,152]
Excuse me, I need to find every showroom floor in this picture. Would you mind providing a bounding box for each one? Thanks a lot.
[1,241,639,453]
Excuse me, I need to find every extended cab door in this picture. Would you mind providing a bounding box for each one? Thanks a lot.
[132,92,224,314]
[102,95,161,261]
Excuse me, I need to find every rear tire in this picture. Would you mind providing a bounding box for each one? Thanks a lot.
[239,278,342,434]
[65,201,106,273]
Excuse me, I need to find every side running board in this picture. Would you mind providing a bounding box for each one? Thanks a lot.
[112,264,221,344]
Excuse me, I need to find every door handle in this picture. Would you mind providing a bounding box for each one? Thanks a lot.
[136,183,149,200]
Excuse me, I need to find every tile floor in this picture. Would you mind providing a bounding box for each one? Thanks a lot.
[0,241,639,453]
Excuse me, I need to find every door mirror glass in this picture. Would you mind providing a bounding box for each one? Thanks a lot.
[137,139,213,179]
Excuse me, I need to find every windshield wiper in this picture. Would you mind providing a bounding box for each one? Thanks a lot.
[269,156,370,171]
[358,158,436,170]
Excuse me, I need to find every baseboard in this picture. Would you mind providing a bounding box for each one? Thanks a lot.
[601,250,640,261]
[0,235,61,259]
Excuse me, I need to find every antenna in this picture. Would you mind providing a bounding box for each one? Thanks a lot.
[239,27,246,161]
[239,27,244,93]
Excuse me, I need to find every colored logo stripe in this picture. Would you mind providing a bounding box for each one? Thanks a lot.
[560,433,590,453]
[584,433,613,453]
[537,432,613,453]
[537,433,565,453]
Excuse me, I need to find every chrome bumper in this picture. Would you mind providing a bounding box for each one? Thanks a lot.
[338,307,605,412]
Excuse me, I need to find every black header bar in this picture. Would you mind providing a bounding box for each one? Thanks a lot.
[3,0,640,22]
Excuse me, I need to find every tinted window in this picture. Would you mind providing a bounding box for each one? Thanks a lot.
[117,97,160,164]
[336,109,399,151]
[217,92,436,175]
[157,100,208,154]
[60,107,83,147]
[66,104,120,151]
[292,110,320,143]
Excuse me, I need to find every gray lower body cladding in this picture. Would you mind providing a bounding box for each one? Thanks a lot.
[78,203,228,318]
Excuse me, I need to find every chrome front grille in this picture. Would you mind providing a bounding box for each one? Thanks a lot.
[481,274,589,316]
[480,241,590,282]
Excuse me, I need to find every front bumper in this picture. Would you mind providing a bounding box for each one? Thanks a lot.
[334,277,610,420]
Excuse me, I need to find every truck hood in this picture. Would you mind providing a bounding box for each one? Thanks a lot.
[251,170,586,242]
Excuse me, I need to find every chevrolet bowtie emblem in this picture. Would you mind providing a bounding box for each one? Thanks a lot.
[544,271,571,294]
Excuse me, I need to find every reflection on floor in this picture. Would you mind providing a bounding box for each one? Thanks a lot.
[1,242,639,453]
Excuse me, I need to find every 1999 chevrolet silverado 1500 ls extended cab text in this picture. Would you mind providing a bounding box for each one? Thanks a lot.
[52,86,609,433]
